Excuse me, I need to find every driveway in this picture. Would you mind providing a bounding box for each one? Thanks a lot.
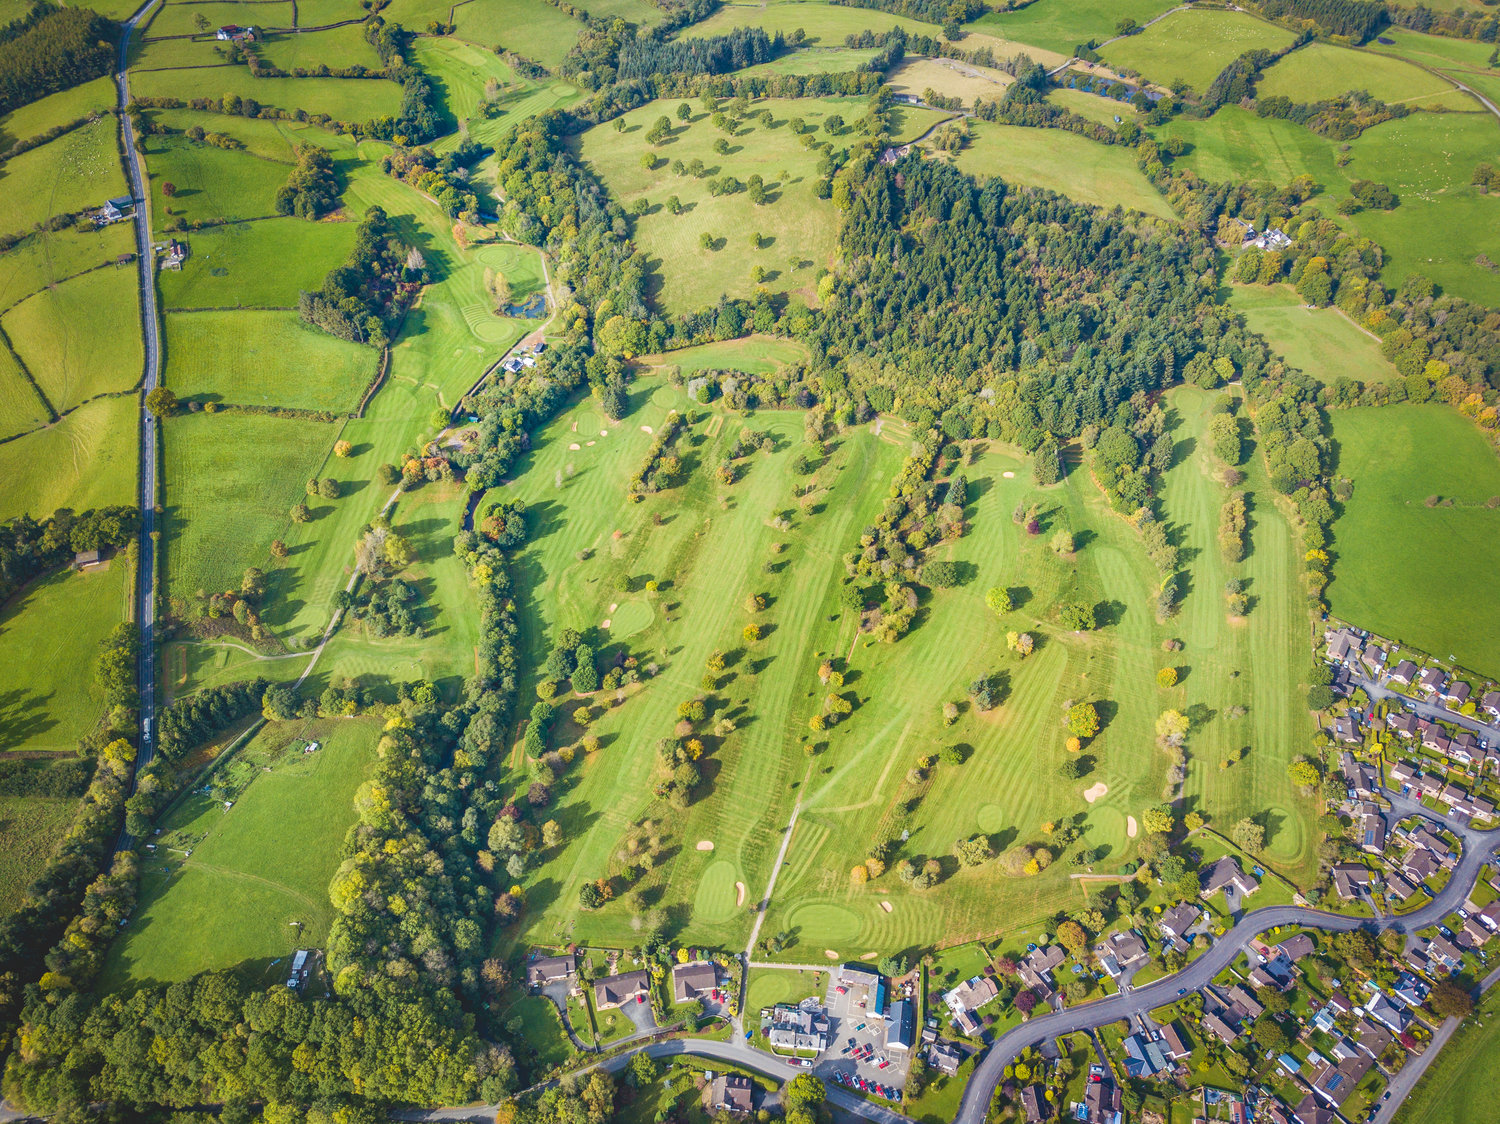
[539,983,592,1053]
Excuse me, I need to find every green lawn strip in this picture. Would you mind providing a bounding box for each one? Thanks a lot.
[1328,404,1500,679]
[1100,9,1296,94]
[746,966,827,1016]
[0,75,117,151]
[966,0,1178,57]
[102,717,379,989]
[945,120,1174,219]
[0,564,130,753]
[159,639,312,707]
[158,217,358,310]
[164,310,379,411]
[129,49,404,120]
[4,267,143,412]
[637,336,810,377]
[739,47,883,77]
[0,795,83,915]
[0,114,129,234]
[0,394,139,522]
[1223,283,1399,385]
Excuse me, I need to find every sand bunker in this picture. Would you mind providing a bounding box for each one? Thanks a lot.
[1002,471,1015,478]
[609,603,618,612]
[1083,782,1109,803]
[735,881,746,907]
[586,441,595,447]
[880,901,893,913]
[1127,816,1139,838]
[824,950,840,961]
[601,619,611,629]
[568,443,581,450]
[695,840,715,851]
[600,430,609,437]
[641,425,653,434]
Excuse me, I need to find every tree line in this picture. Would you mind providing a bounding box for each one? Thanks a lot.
[0,506,136,605]
[0,4,115,115]
[1248,0,1388,42]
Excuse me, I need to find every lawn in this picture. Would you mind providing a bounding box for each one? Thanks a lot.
[1328,405,1500,679]
[0,114,128,233]
[103,718,379,988]
[497,994,576,1078]
[575,97,849,314]
[0,564,130,754]
[0,76,117,152]
[1255,42,1473,109]
[1224,283,1399,385]
[3,267,144,413]
[967,0,1178,56]
[746,967,826,1015]
[638,336,810,377]
[163,310,379,411]
[0,796,81,915]
[1100,9,1296,93]
[0,394,139,522]
[140,133,295,228]
[157,216,359,310]
[1392,979,1500,1124]
[946,121,1174,219]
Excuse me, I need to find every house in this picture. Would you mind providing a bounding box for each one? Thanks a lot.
[1249,965,1286,992]
[1333,715,1361,744]
[1020,1084,1050,1123]
[1160,1022,1191,1060]
[1390,660,1418,685]
[1363,990,1411,1033]
[767,1004,828,1054]
[525,951,577,989]
[887,998,915,1052]
[1385,712,1419,739]
[1200,856,1259,900]
[1327,991,1354,1018]
[1096,930,1149,978]
[1017,944,1066,1000]
[98,195,134,223]
[72,549,102,570]
[1226,984,1264,1021]
[1443,680,1472,706]
[1358,808,1387,854]
[1482,690,1500,718]
[1202,1010,1239,1045]
[594,969,650,1009]
[1121,1033,1171,1078]
[1082,1068,1121,1124]
[1158,902,1202,948]
[709,1073,754,1115]
[215,23,257,41]
[1417,667,1447,696]
[943,974,998,1033]
[1403,846,1440,884]
[1392,971,1429,1007]
[1448,731,1481,765]
[162,239,188,270]
[1426,933,1465,972]
[1278,933,1316,962]
[1308,1052,1373,1109]
[1361,646,1386,674]
[1331,863,1372,899]
[1340,752,1377,796]
[1293,1094,1340,1124]
[1478,901,1500,931]
[1385,870,1417,901]
[671,960,718,1004]
[1421,724,1452,756]
[1390,760,1418,788]
[1326,629,1356,665]
[1354,1017,1393,1060]
[928,1040,964,1076]
[878,143,913,165]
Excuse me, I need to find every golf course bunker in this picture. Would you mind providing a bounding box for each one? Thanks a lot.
[1083,782,1109,803]
[696,840,715,851]
[786,901,861,944]
[735,881,746,906]
[1002,471,1015,478]
[641,425,653,434]
[569,443,580,450]
[609,599,652,638]
[825,950,839,960]
[879,901,893,913]
[1127,815,1138,838]
[976,804,1006,834]
[601,619,611,629]
[694,860,739,922]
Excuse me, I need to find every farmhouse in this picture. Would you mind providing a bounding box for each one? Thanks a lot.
[709,1073,754,1115]
[162,240,188,270]
[594,969,649,1009]
[671,959,718,1004]
[1200,856,1258,900]
[525,951,577,989]
[215,24,258,42]
[97,196,134,224]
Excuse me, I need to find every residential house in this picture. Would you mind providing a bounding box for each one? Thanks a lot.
[1332,863,1373,899]
[928,1040,964,1076]
[943,974,998,1034]
[672,960,719,1004]
[1121,1033,1171,1079]
[215,24,257,41]
[1385,712,1419,739]
[1160,1023,1190,1060]
[1018,944,1066,1002]
[1326,630,1357,665]
[1020,1084,1050,1123]
[1477,901,1500,931]
[1293,1094,1341,1124]
[1389,660,1418,685]
[594,970,650,1009]
[1361,646,1386,675]
[1385,871,1418,902]
[1482,690,1500,719]
[1158,902,1202,949]
[1390,760,1418,788]
[1278,933,1316,962]
[1202,1010,1239,1045]
[709,1073,754,1115]
[1100,930,1149,972]
[525,952,577,989]
[1308,1052,1373,1109]
[1442,680,1472,707]
[1333,714,1361,744]
[1403,847,1440,884]
[1358,806,1387,854]
[1448,732,1481,766]
[1200,856,1259,900]
[1417,667,1447,696]
[1392,972,1429,1008]
[1082,1068,1121,1124]
[1421,723,1452,756]
[1226,985,1264,1021]
[1426,933,1465,972]
[1363,990,1411,1034]
[1353,1017,1393,1060]
[1340,752,1378,796]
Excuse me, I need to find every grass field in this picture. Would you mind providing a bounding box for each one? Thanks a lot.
[886,56,1013,107]
[157,216,358,309]
[946,121,1174,219]
[0,796,80,915]
[0,223,136,313]
[0,114,127,234]
[0,349,48,439]
[254,24,386,72]
[0,564,130,753]
[146,0,293,38]
[968,0,1178,56]
[141,133,295,228]
[1255,42,1475,110]
[103,718,379,988]
[0,394,139,522]
[576,97,849,314]
[638,336,810,376]
[739,47,881,77]
[0,76,116,153]
[1100,9,1295,93]
[443,0,584,68]
[1047,86,1139,127]
[1225,283,1398,385]
[3,267,143,412]
[1393,980,1500,1124]
[164,310,378,411]
[129,55,403,122]
[1328,405,1500,679]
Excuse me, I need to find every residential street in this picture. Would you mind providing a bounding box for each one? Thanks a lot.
[1352,672,1500,742]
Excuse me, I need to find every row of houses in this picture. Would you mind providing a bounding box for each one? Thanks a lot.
[1326,625,1500,715]
[525,950,722,1010]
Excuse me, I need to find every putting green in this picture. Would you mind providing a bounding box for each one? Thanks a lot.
[1086,804,1127,854]
[976,803,1007,834]
[694,859,739,922]
[575,408,603,437]
[785,900,861,943]
[651,385,680,408]
[608,599,653,637]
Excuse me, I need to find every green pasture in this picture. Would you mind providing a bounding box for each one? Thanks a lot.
[968,0,1178,56]
[1151,105,1341,187]
[0,76,116,153]
[0,114,128,234]
[103,718,379,988]
[947,121,1174,219]
[739,47,881,77]
[255,24,386,72]
[164,310,378,411]
[141,133,295,227]
[293,0,367,25]
[4,267,143,412]
[1255,43,1473,110]
[0,223,136,313]
[1224,283,1398,385]
[145,0,293,39]
[129,56,403,122]
[638,336,810,376]
[157,216,358,309]
[0,797,78,915]
[1100,9,1295,93]
[0,564,130,754]
[163,410,338,611]
[0,349,47,438]
[1328,405,1500,679]
[445,0,584,69]
[1047,86,1139,127]
[0,394,138,522]
[1393,980,1500,1124]
[148,107,362,163]
[1367,27,1498,73]
[575,97,852,313]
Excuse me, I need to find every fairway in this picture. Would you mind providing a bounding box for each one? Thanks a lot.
[639,336,810,376]
[0,564,130,753]
[1328,405,1500,679]
[947,121,1174,219]
[576,98,849,313]
[0,395,139,522]
[157,217,358,310]
[968,0,1177,56]
[1225,283,1398,385]
[1256,42,1473,109]
[1100,9,1295,93]
[3,268,143,412]
[163,310,379,411]
[103,718,379,988]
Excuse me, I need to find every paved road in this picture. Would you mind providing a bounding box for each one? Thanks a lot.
[1352,673,1500,742]
[117,0,164,850]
